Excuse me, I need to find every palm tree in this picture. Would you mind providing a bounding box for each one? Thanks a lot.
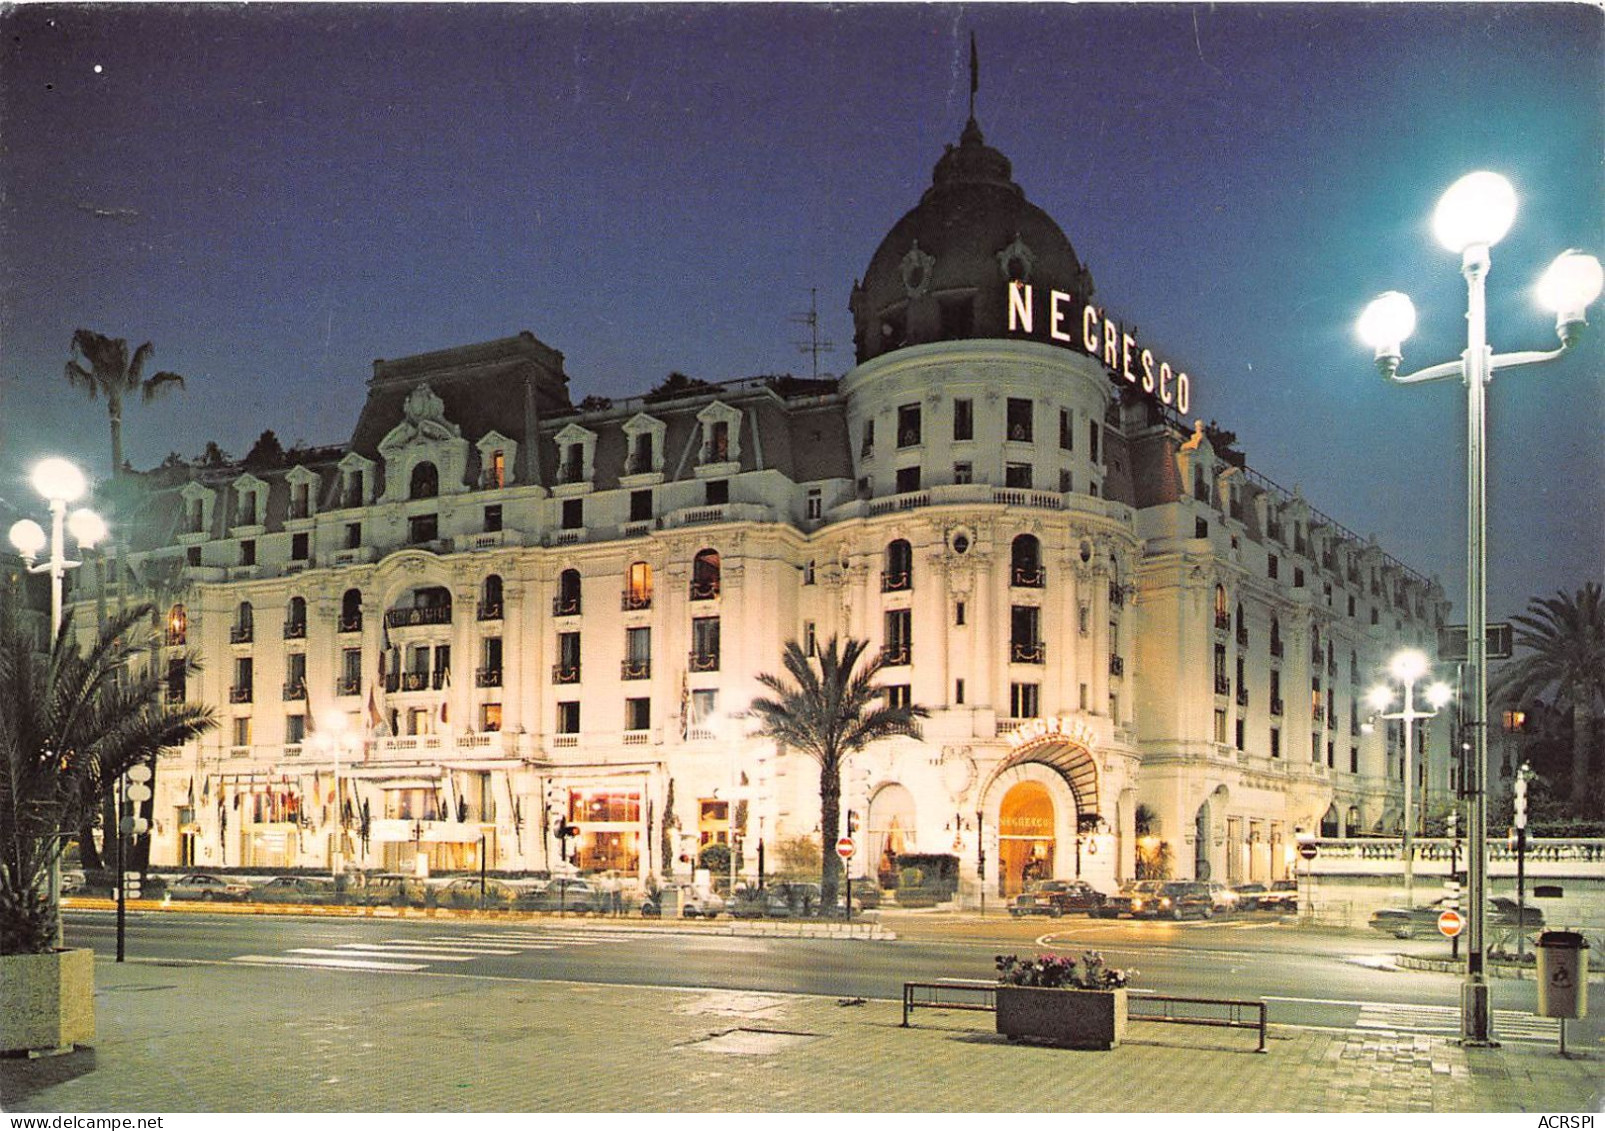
[1492,582,1605,811]
[747,636,927,909]
[0,600,215,953]
[64,330,186,480]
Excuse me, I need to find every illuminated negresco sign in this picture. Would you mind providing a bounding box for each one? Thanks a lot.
[1006,282,1192,415]
[1007,714,1099,751]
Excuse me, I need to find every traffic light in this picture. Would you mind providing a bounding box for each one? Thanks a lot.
[846,809,859,835]
[1513,764,1528,830]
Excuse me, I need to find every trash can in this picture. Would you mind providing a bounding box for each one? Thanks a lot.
[1534,930,1589,1019]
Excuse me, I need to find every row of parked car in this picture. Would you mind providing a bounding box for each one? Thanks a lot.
[1008,878,1301,919]
[86,871,861,919]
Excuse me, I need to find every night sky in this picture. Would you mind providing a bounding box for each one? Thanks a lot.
[2,3,1600,623]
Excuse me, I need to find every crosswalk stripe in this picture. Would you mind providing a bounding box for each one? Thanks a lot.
[1357,1003,1560,1041]
[296,947,479,962]
[381,940,525,953]
[232,954,426,972]
[435,934,597,947]
[332,945,502,960]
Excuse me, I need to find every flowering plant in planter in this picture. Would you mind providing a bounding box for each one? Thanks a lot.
[995,951,1135,989]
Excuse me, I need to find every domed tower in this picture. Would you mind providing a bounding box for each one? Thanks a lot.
[850,114,1095,363]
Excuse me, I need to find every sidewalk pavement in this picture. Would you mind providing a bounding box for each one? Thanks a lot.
[2,957,1599,1113]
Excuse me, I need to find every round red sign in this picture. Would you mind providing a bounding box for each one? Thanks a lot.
[1438,909,1464,938]
[835,836,855,860]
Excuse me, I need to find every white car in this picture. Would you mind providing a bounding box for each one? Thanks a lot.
[680,888,725,918]
[166,873,252,901]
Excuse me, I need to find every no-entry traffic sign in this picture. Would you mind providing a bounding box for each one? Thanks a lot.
[836,836,855,860]
[1297,841,1318,861]
[1438,909,1464,938]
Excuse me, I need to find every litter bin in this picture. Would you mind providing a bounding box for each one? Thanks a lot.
[1534,930,1589,1019]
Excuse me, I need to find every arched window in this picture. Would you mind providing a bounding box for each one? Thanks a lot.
[1010,535,1044,588]
[232,601,254,644]
[409,461,439,500]
[882,539,913,592]
[624,561,653,610]
[1214,585,1229,629]
[166,604,187,646]
[1320,805,1341,839]
[479,574,503,620]
[691,549,721,600]
[340,588,362,633]
[555,569,582,616]
[284,596,307,639]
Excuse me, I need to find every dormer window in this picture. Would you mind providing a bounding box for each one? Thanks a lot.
[410,461,439,499]
[473,431,518,490]
[552,423,598,491]
[630,433,652,475]
[696,402,742,472]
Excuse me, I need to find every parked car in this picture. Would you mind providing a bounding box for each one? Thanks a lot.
[1231,882,1268,910]
[1369,896,1545,939]
[1092,880,1165,918]
[521,878,599,914]
[345,873,430,907]
[1205,882,1239,914]
[248,875,339,904]
[1135,881,1215,920]
[435,877,521,910]
[166,872,253,901]
[1259,879,1300,912]
[60,869,87,895]
[1009,879,1107,918]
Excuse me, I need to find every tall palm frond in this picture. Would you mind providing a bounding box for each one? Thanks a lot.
[1491,582,1605,808]
[748,636,927,906]
[65,329,186,476]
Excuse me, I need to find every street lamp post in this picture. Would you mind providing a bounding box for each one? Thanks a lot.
[1367,649,1453,908]
[8,457,106,948]
[1358,171,1602,1046]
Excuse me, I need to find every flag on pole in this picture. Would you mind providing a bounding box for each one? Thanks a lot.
[367,684,384,732]
[436,664,451,732]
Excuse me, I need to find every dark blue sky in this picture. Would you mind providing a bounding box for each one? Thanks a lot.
[2,3,1600,622]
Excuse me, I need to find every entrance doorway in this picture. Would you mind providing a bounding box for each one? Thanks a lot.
[998,781,1057,897]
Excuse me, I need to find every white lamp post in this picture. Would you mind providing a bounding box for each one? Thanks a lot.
[1367,648,1453,908]
[8,458,106,947]
[1358,171,1602,1046]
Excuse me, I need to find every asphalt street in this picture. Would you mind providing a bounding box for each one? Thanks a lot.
[62,906,1603,1049]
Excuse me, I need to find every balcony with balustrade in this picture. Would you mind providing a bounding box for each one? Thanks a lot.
[688,649,720,673]
[621,659,652,680]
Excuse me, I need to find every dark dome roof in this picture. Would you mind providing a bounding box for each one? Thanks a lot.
[851,117,1094,364]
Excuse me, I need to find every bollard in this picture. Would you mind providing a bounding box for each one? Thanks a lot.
[1534,930,1589,1055]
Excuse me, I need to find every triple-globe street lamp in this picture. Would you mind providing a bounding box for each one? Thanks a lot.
[1358,170,1602,1045]
[1366,648,1453,909]
[8,457,107,946]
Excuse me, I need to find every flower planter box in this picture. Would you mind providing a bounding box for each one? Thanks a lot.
[0,948,96,1055]
[995,985,1127,1050]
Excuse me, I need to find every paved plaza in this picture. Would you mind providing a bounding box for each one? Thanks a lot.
[1,953,1599,1113]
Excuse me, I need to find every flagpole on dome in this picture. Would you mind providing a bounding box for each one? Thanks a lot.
[968,31,979,122]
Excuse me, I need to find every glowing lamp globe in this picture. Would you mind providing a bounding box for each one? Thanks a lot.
[1536,250,1604,318]
[1426,681,1455,709]
[31,458,87,504]
[67,508,107,548]
[1366,686,1395,713]
[8,518,47,559]
[1389,648,1430,684]
[1357,291,1416,351]
[1433,171,1517,253]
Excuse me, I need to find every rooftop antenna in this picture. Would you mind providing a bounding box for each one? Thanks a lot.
[789,288,835,379]
[969,31,979,121]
